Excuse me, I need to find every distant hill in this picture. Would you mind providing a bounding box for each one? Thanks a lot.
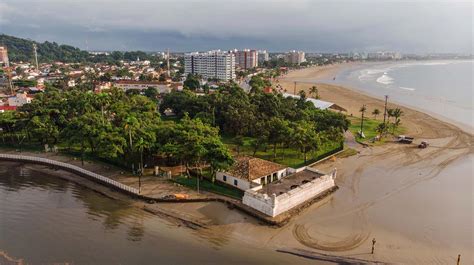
[0,34,91,63]
[0,34,159,64]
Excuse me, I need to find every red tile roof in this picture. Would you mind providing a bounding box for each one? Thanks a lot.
[226,156,286,181]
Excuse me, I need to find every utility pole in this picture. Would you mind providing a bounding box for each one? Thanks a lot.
[457,254,461,265]
[294,81,297,95]
[33,43,39,70]
[383,95,389,124]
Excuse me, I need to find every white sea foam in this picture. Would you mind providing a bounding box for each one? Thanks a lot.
[399,86,416,91]
[376,74,394,85]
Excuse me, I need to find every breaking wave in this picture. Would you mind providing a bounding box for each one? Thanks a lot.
[399,86,416,91]
[376,73,394,85]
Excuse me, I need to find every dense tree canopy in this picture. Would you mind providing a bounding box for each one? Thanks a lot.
[0,87,233,173]
[160,83,349,160]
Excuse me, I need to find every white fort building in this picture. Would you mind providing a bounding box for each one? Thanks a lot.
[216,156,337,217]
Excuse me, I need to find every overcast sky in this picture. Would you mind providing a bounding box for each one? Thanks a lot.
[0,0,472,53]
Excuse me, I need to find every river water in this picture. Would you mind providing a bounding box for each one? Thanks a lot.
[0,165,313,265]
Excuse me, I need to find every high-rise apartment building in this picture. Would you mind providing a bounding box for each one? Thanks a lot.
[285,50,305,65]
[0,47,9,66]
[257,50,269,64]
[184,50,236,81]
[232,49,258,70]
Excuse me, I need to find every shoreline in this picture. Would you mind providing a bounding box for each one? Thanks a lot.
[280,61,473,135]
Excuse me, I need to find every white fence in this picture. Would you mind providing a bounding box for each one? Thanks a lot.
[0,154,139,195]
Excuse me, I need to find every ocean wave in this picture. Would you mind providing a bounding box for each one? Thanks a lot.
[376,74,394,85]
[399,86,416,91]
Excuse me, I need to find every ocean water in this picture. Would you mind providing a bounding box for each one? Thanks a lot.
[333,60,473,130]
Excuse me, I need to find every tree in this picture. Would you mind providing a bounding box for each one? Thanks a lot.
[144,87,158,100]
[309,85,319,99]
[387,108,395,124]
[292,121,320,163]
[359,105,367,137]
[158,73,167,82]
[183,74,200,91]
[266,117,291,160]
[372,108,380,119]
[234,135,245,155]
[391,108,403,134]
[375,122,388,139]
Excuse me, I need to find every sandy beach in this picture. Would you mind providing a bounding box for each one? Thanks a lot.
[1,63,472,264]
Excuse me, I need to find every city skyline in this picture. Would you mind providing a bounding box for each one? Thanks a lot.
[0,0,472,53]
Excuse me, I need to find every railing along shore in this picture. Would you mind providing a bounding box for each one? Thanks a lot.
[0,153,139,195]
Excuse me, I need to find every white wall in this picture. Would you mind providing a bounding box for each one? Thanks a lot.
[216,171,252,191]
[243,170,336,217]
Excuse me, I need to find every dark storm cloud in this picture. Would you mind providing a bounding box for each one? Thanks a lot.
[0,0,472,53]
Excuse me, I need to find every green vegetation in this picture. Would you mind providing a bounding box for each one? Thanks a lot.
[349,115,405,144]
[0,87,233,175]
[0,34,162,64]
[223,136,343,168]
[161,82,349,167]
[172,176,244,199]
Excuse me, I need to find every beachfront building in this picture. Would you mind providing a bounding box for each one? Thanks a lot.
[285,50,306,65]
[282,93,347,112]
[216,156,338,217]
[184,50,236,81]
[232,49,258,70]
[216,156,288,191]
[243,166,337,217]
[367,51,402,60]
[257,50,269,64]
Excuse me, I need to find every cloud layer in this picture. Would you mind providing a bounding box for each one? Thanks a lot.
[0,0,472,53]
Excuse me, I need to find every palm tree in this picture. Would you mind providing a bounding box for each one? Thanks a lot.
[309,85,319,99]
[387,108,395,124]
[391,108,403,134]
[376,122,387,139]
[372,108,380,119]
[359,105,367,137]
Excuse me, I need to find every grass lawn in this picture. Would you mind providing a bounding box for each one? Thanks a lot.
[172,175,244,199]
[222,135,343,168]
[348,116,406,144]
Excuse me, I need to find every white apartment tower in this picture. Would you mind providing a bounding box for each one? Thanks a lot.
[0,46,9,66]
[257,50,269,64]
[233,49,258,70]
[285,50,306,65]
[184,50,236,80]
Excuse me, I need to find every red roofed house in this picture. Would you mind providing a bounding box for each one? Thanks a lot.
[216,156,288,191]
[0,106,17,112]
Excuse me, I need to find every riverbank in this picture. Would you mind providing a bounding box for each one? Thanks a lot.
[0,151,344,228]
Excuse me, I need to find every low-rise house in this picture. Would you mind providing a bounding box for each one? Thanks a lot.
[0,106,17,112]
[216,156,288,191]
[283,93,347,112]
[8,93,33,107]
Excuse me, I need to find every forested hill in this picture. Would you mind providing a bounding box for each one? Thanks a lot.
[0,34,91,63]
[0,34,158,63]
